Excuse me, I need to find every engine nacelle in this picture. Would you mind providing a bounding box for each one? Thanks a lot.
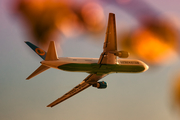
[92,81,107,89]
[114,51,129,58]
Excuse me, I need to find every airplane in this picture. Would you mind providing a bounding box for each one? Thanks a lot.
[25,13,149,107]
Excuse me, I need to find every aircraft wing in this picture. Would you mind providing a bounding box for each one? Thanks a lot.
[98,13,117,64]
[47,74,107,107]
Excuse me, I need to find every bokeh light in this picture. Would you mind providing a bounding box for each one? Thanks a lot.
[81,2,105,33]
[116,0,132,5]
[171,73,180,112]
[119,18,178,65]
[15,0,105,47]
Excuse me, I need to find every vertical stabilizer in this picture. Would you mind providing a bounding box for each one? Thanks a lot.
[45,41,58,61]
[25,41,46,60]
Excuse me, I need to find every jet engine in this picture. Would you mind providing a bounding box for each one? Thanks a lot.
[92,81,107,89]
[114,51,129,58]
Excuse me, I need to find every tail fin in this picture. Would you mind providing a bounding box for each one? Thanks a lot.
[26,65,50,80]
[25,41,59,80]
[25,41,46,60]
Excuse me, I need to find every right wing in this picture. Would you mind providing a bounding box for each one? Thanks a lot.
[47,74,107,107]
[98,13,117,64]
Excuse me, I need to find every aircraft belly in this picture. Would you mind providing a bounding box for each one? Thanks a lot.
[58,63,93,72]
[114,65,145,73]
[58,63,145,73]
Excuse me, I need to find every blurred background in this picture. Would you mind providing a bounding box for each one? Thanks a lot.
[1,0,180,119]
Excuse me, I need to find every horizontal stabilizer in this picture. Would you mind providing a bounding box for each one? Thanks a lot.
[26,65,50,80]
[45,41,58,61]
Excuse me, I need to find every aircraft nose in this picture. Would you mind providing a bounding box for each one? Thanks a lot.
[144,64,149,72]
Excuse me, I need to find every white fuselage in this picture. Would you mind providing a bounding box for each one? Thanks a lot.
[41,57,149,74]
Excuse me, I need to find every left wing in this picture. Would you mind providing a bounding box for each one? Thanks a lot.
[47,74,107,107]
